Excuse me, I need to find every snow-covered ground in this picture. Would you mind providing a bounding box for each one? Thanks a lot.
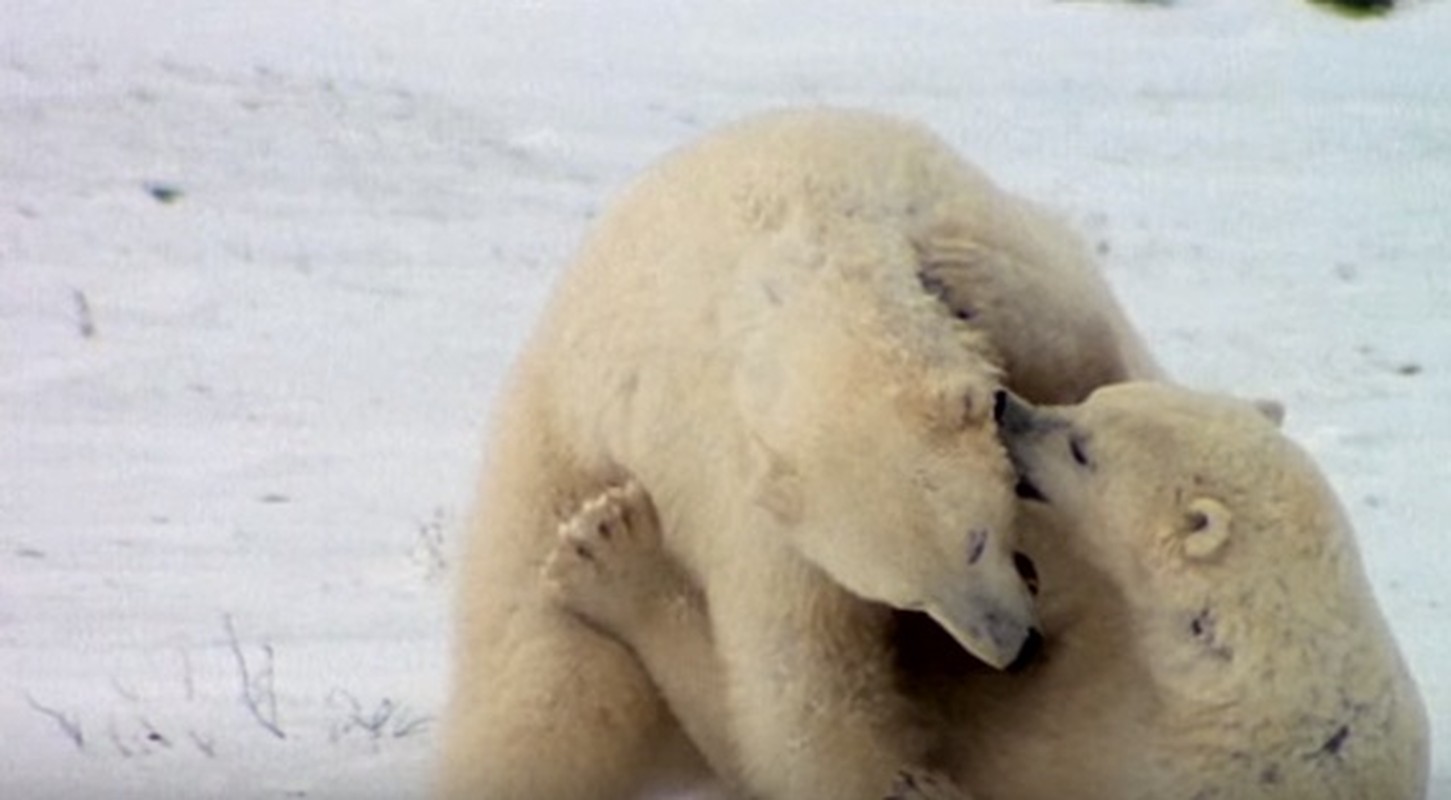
[3,1,1447,797]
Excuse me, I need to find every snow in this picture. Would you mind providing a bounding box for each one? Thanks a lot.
[2,1,1447,797]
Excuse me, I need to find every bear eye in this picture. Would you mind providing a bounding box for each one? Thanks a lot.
[1069,435,1092,468]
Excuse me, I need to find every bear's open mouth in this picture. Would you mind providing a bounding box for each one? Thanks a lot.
[1013,551,1040,596]
[1014,474,1048,504]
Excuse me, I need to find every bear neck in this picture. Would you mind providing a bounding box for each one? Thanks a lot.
[1130,523,1400,774]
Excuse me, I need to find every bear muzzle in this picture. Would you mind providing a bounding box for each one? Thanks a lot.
[993,389,1060,503]
[925,587,1040,671]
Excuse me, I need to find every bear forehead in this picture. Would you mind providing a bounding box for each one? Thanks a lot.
[1097,418,1291,494]
[785,300,998,389]
[1066,386,1314,503]
[1085,383,1267,425]
[1078,387,1280,454]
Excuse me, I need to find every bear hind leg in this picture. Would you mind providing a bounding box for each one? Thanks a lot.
[438,603,679,800]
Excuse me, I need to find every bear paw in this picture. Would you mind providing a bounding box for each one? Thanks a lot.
[884,769,972,800]
[544,480,686,641]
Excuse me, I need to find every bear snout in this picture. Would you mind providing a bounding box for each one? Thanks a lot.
[991,389,1015,428]
[993,388,1037,435]
[994,390,1057,504]
[993,389,1058,440]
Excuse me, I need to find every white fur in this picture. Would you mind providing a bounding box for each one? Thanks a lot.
[439,109,1136,800]
[549,385,1430,800]
[946,383,1431,799]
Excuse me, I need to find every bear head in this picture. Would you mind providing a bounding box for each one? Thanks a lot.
[994,383,1329,584]
[994,383,1380,684]
[736,266,1038,670]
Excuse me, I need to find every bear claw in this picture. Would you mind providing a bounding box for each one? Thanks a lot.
[544,480,679,637]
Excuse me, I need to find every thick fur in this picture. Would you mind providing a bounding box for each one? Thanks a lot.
[558,384,1429,799]
[438,109,1161,799]
[967,383,1430,799]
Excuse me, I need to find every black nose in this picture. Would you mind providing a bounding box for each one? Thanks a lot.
[1007,627,1045,673]
[993,389,1040,438]
[992,389,1009,425]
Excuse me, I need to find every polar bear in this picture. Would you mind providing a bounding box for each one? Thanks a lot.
[549,384,1430,799]
[441,108,1166,800]
[975,384,1429,798]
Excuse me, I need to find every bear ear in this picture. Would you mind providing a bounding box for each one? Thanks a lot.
[1252,398,1285,427]
[751,438,804,524]
[1180,497,1232,561]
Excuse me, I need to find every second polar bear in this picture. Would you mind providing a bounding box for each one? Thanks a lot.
[976,384,1428,798]
[440,109,1161,800]
[550,384,1429,799]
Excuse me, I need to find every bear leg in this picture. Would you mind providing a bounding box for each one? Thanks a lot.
[545,480,697,637]
[437,598,677,800]
[710,557,972,800]
[438,412,682,800]
[546,481,745,792]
